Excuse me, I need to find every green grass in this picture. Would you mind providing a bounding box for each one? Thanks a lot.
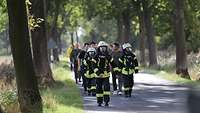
[41,58,83,113]
[142,68,196,85]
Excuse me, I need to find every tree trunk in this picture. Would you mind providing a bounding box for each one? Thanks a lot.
[76,31,79,44]
[90,30,97,42]
[50,2,60,62]
[51,28,60,62]
[30,0,55,86]
[116,13,124,44]
[71,32,74,48]
[142,0,158,67]
[58,33,62,54]
[122,7,131,43]
[53,28,60,62]
[174,0,190,79]
[56,29,63,55]
[139,6,146,66]
[6,0,43,112]
[53,48,59,61]
[0,106,3,113]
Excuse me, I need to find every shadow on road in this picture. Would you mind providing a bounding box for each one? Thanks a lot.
[80,77,189,113]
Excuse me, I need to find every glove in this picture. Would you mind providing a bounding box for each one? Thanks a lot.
[125,68,129,71]
[99,73,104,77]
[89,70,94,75]
[135,69,138,73]
[96,70,101,76]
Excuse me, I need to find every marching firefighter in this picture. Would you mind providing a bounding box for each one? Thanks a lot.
[83,47,97,96]
[70,44,81,84]
[111,42,123,95]
[94,41,113,107]
[119,43,139,97]
[78,43,90,93]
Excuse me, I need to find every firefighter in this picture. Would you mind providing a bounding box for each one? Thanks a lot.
[83,47,97,96]
[77,43,89,93]
[67,45,73,71]
[90,41,97,48]
[111,42,123,95]
[94,41,113,107]
[70,44,81,84]
[119,43,139,97]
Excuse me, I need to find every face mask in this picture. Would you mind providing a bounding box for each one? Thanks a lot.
[128,48,132,52]
[99,46,107,53]
[125,48,132,54]
[89,51,95,57]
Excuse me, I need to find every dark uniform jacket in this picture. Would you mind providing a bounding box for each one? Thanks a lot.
[94,52,114,78]
[83,53,97,78]
[111,50,123,73]
[119,52,139,75]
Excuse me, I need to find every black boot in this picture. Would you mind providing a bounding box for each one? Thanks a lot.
[105,102,109,107]
[124,91,129,98]
[128,93,131,97]
[92,93,96,96]
[128,89,132,97]
[98,103,102,107]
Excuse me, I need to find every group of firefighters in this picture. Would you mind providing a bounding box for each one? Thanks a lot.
[68,41,139,107]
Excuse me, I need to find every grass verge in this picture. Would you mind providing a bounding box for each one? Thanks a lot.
[41,59,83,113]
[141,68,197,85]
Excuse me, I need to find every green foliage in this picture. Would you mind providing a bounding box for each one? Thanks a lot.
[142,68,193,84]
[26,0,44,31]
[184,0,200,53]
[157,32,175,49]
[0,0,8,33]
[0,29,10,56]
[142,0,200,52]
[0,0,10,55]
[0,90,18,110]
[81,16,117,43]
[42,58,83,113]
[28,15,44,30]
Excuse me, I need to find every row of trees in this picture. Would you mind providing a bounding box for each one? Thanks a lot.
[4,0,90,112]
[1,0,200,112]
[1,0,84,112]
[6,0,48,112]
[80,0,192,77]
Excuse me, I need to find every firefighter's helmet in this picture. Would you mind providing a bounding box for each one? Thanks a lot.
[87,47,96,52]
[122,43,132,50]
[87,47,96,57]
[98,41,108,47]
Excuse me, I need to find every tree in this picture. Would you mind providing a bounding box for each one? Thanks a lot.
[0,106,3,113]
[122,5,131,43]
[47,0,75,62]
[6,0,42,112]
[110,0,124,43]
[174,0,190,78]
[30,0,55,85]
[70,32,74,48]
[116,13,123,43]
[184,0,200,53]
[142,0,158,67]
[50,1,60,62]
[138,1,146,66]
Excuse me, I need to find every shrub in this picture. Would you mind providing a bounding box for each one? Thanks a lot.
[0,90,19,113]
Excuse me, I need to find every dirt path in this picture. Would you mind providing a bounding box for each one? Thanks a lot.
[79,73,189,113]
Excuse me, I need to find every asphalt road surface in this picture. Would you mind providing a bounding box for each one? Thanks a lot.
[78,73,189,113]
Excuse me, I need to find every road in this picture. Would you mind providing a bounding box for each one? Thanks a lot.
[79,73,189,113]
